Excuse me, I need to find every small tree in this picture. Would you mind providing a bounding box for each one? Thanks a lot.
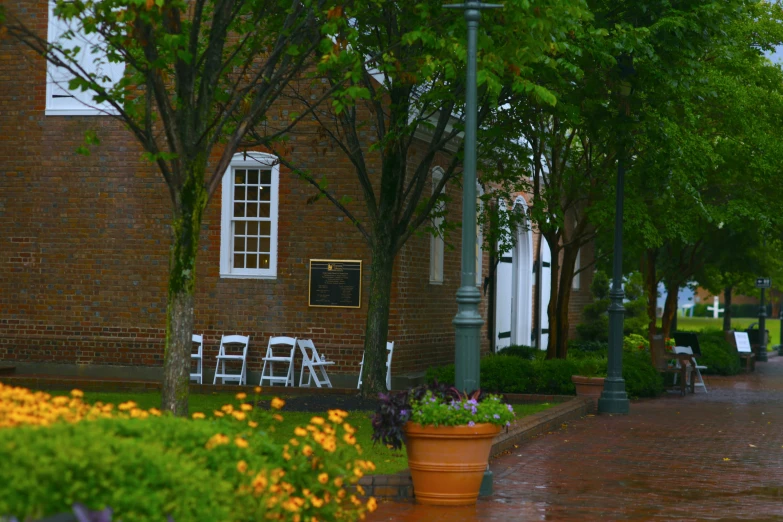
[3,0,342,414]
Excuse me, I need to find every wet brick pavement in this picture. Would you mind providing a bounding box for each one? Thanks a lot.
[368,356,783,521]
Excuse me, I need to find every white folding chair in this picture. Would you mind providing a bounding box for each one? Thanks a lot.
[357,341,395,390]
[673,345,707,393]
[297,339,335,388]
[260,336,297,387]
[212,334,250,385]
[190,334,203,384]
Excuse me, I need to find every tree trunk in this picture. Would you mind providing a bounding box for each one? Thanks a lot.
[660,281,679,339]
[545,236,560,360]
[360,234,396,397]
[723,285,733,331]
[553,245,578,359]
[643,249,659,347]
[161,173,207,416]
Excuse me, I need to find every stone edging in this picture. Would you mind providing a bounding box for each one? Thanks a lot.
[355,396,593,501]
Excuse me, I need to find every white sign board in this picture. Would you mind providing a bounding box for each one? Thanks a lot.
[734,331,752,354]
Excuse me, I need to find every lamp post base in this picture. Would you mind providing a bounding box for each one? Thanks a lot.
[479,468,493,496]
[597,378,630,415]
[758,350,769,362]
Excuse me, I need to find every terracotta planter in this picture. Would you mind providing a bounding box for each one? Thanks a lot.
[403,421,501,506]
[571,375,605,407]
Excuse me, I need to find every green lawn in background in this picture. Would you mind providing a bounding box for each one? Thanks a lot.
[665,316,780,350]
[45,390,553,475]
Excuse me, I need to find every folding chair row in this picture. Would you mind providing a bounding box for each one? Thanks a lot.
[260,337,335,388]
[357,341,395,391]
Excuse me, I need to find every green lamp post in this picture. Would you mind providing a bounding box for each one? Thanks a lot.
[597,55,633,415]
[445,0,501,496]
[445,0,501,394]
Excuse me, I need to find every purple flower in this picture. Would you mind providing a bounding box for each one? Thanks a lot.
[468,421,475,427]
[468,399,478,405]
[506,404,514,413]
[505,421,511,427]
[400,409,409,417]
[471,406,477,415]
[493,414,500,420]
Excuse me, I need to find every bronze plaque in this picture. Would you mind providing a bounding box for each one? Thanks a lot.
[308,259,362,308]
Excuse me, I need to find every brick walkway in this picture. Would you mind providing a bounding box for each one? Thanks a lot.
[368,356,783,521]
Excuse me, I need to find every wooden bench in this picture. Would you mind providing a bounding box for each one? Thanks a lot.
[727,330,755,372]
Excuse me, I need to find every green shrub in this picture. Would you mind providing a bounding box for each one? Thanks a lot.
[496,345,538,360]
[425,363,455,385]
[622,349,664,399]
[568,339,608,358]
[530,359,580,394]
[696,328,741,375]
[571,356,607,378]
[480,355,535,393]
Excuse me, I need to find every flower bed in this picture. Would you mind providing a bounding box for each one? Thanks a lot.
[0,383,376,521]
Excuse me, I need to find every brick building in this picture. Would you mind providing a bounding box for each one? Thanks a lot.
[0,0,594,387]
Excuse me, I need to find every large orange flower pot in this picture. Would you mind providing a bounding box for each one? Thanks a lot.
[404,421,501,506]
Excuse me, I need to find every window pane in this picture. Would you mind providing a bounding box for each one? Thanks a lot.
[246,254,258,269]
[259,254,270,268]
[260,221,271,235]
[233,254,244,269]
[260,170,271,185]
[234,185,245,202]
[259,203,270,218]
[247,221,259,235]
[233,203,245,218]
[247,186,258,202]
[235,221,246,235]
[259,186,270,202]
[234,237,245,253]
[247,237,259,253]
[234,169,246,184]
[246,203,259,218]
[260,237,270,253]
[248,169,259,185]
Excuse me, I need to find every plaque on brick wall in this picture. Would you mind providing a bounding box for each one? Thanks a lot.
[309,260,362,308]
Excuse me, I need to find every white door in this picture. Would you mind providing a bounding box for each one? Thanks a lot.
[538,238,551,350]
[494,197,534,351]
[494,248,513,350]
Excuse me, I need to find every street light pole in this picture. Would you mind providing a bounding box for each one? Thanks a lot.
[598,56,632,415]
[758,286,768,362]
[446,0,501,394]
[445,0,501,497]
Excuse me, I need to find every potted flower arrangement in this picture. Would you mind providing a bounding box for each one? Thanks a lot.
[372,382,515,506]
[664,337,676,353]
[571,357,607,406]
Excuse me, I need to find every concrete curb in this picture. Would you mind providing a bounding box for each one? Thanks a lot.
[356,396,593,500]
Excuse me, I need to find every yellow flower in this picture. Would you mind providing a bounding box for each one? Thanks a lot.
[236,392,247,400]
[283,451,292,461]
[310,416,325,425]
[221,404,234,413]
[273,414,283,422]
[252,472,268,493]
[234,437,249,448]
[254,386,262,394]
[70,389,84,398]
[118,401,137,411]
[213,410,225,417]
[240,403,253,411]
[343,423,356,435]
[302,445,313,457]
[343,433,356,445]
[333,477,343,487]
[318,472,329,484]
[248,421,258,428]
[294,427,308,437]
[232,411,247,421]
[311,497,324,508]
[353,467,364,478]
[192,412,206,420]
[237,460,248,474]
[289,438,300,446]
[350,494,361,506]
[366,497,378,513]
[271,397,285,410]
[357,485,365,496]
[205,433,230,449]
[148,408,162,416]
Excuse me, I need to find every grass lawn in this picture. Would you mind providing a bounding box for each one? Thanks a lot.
[666,316,780,350]
[46,390,553,475]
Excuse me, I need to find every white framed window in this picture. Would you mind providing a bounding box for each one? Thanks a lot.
[430,167,445,284]
[46,1,124,116]
[220,152,280,279]
[572,248,581,290]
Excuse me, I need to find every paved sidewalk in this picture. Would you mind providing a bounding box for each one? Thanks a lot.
[368,356,783,521]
